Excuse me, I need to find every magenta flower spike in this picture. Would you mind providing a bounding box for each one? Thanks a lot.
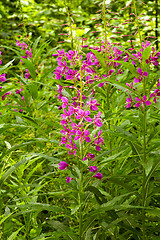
[93,172,103,180]
[59,161,69,170]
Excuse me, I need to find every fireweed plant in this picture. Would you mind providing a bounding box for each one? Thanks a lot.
[51,37,160,239]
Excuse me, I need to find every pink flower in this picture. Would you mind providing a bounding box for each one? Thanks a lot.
[26,50,32,58]
[16,40,28,50]
[59,161,69,170]
[61,125,75,138]
[76,109,92,122]
[66,50,76,60]
[93,111,103,127]
[132,51,142,63]
[125,94,132,108]
[150,89,160,103]
[66,69,77,80]
[126,82,134,90]
[74,129,91,143]
[61,96,69,108]
[66,176,73,183]
[60,136,68,145]
[94,130,104,151]
[93,172,103,180]
[89,166,97,173]
[2,91,12,100]
[61,107,74,120]
[134,68,148,83]
[87,96,100,111]
[0,74,6,82]
[135,95,151,109]
[66,140,77,156]
[16,88,23,94]
[83,153,95,161]
[25,69,30,79]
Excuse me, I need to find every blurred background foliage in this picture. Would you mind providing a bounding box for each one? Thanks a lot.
[0,0,159,63]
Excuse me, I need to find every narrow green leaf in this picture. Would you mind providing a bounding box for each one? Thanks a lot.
[0,157,29,186]
[142,46,152,66]
[112,125,141,145]
[32,36,41,55]
[28,82,38,99]
[8,203,62,212]
[49,220,78,240]
[143,159,154,176]
[33,41,50,65]
[85,186,106,204]
[84,229,92,240]
[147,208,160,218]
[144,157,160,189]
[100,150,127,166]
[0,59,15,74]
[91,50,107,69]
[0,212,13,225]
[22,58,36,79]
[8,227,23,240]
[71,203,81,215]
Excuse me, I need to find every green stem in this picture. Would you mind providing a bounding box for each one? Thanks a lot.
[103,0,107,60]
[142,108,147,240]
[79,143,83,239]
[107,86,112,152]
[133,0,143,51]
[64,0,74,50]
[142,73,147,240]
[133,1,147,238]
[18,0,28,40]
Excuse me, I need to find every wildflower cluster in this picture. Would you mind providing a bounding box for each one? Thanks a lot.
[53,42,125,92]
[0,51,8,106]
[16,39,32,79]
[52,49,106,182]
[123,41,160,109]
[58,95,104,183]
[52,40,160,184]
[0,40,34,114]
